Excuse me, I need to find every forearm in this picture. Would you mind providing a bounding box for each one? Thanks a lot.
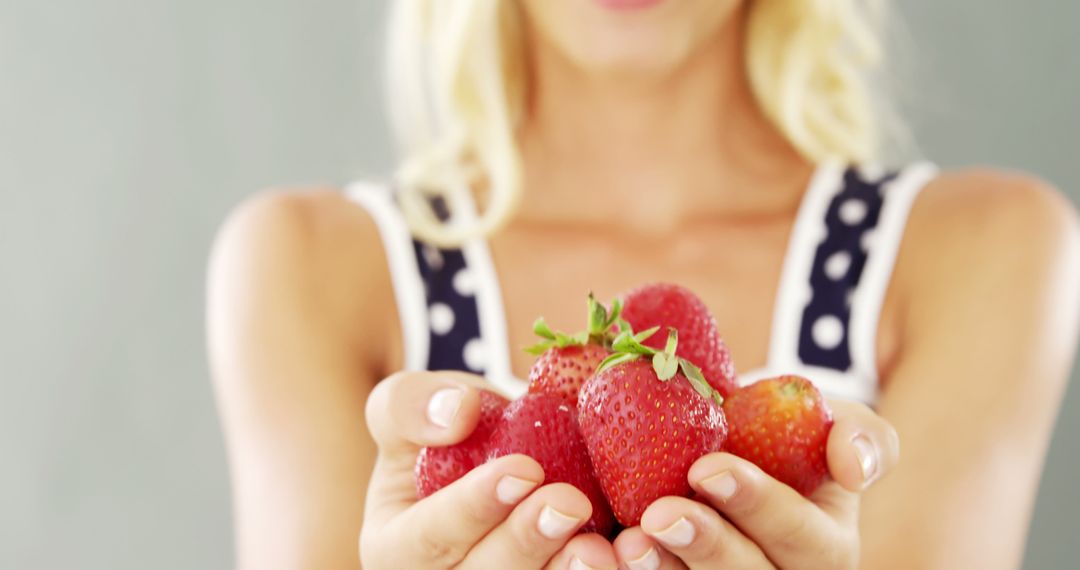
[859,358,1067,569]
[227,405,378,570]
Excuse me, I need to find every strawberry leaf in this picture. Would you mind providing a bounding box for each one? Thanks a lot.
[585,294,626,347]
[533,318,557,340]
[529,314,590,353]
[662,328,679,357]
[587,293,609,336]
[524,340,555,355]
[596,352,641,374]
[612,329,657,355]
[679,358,724,407]
[652,352,678,381]
[551,331,589,348]
[632,326,661,344]
[606,298,623,328]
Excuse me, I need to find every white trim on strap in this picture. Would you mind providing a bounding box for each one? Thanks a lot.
[343,181,431,372]
[461,236,527,398]
[848,162,938,385]
[454,200,529,398]
[763,161,844,373]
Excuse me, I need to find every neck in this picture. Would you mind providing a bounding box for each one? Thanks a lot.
[515,9,811,234]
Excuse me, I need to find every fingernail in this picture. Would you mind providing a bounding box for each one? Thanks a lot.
[650,516,695,547]
[852,435,878,485]
[569,556,597,570]
[427,388,463,428]
[626,546,660,570]
[495,476,538,505]
[700,470,738,502]
[537,505,582,539]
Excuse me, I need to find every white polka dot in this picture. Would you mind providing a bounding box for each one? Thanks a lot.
[429,303,455,335]
[452,268,476,297]
[824,251,852,281]
[812,315,845,350]
[421,244,444,270]
[860,229,877,251]
[463,338,487,372]
[839,199,868,225]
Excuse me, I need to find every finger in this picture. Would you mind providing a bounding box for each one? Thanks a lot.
[458,483,593,569]
[640,496,772,569]
[612,526,687,570]
[365,454,544,569]
[365,370,494,455]
[364,371,493,525]
[688,453,855,569]
[544,533,619,570]
[826,399,901,492]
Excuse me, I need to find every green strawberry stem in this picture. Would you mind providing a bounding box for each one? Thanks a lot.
[524,294,623,355]
[597,328,724,407]
[588,295,622,344]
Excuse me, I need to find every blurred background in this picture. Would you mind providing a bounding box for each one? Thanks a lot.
[1,1,1077,568]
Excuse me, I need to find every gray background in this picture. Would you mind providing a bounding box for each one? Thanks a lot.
[1,1,1076,568]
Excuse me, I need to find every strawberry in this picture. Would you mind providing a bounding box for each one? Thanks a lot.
[527,344,610,403]
[722,375,834,496]
[620,283,738,397]
[415,390,509,499]
[578,329,728,527]
[487,393,616,536]
[526,295,619,403]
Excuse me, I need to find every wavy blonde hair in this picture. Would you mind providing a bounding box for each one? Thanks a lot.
[386,0,887,246]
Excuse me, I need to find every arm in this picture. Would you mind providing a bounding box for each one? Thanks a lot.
[862,172,1080,568]
[207,190,620,569]
[207,190,394,568]
[603,171,1079,570]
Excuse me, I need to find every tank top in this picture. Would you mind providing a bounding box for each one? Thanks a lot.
[345,161,938,405]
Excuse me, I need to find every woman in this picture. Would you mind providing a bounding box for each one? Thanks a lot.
[207,0,1080,568]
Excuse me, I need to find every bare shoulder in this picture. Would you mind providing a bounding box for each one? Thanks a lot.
[210,186,387,276]
[900,167,1080,291]
[207,185,400,375]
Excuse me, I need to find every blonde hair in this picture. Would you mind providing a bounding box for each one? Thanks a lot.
[386,0,887,246]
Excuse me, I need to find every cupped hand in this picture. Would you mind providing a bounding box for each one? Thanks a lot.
[359,371,618,569]
[611,399,900,569]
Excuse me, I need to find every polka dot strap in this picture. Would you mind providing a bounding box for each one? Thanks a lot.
[413,241,486,373]
[797,167,897,371]
[754,162,937,404]
[344,181,526,397]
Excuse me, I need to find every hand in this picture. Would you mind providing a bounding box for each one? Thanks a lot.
[360,371,618,569]
[610,399,900,569]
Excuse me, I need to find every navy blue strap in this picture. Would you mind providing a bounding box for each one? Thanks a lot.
[412,241,486,373]
[797,168,898,371]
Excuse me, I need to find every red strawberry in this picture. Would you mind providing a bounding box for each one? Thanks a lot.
[527,344,610,403]
[722,375,834,496]
[525,294,619,402]
[415,390,509,499]
[578,330,728,527]
[620,283,738,397]
[487,393,616,536]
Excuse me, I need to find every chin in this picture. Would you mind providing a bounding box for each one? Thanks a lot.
[570,27,698,76]
[521,0,739,78]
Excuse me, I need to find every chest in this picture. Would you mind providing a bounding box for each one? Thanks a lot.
[489,221,807,378]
